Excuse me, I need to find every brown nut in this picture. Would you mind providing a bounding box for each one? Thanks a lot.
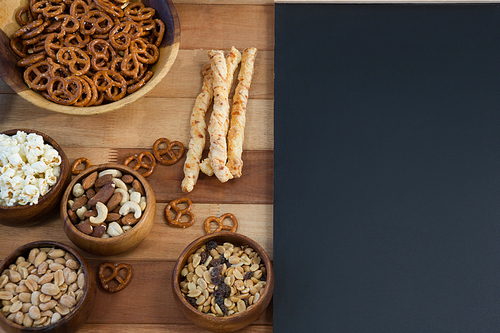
[81,171,98,190]
[121,174,134,183]
[105,212,121,222]
[76,221,93,235]
[106,192,122,212]
[94,174,113,188]
[67,209,79,224]
[91,225,106,238]
[71,196,88,211]
[131,179,144,195]
[83,210,98,218]
[121,213,139,226]
[88,181,115,206]
[86,188,96,199]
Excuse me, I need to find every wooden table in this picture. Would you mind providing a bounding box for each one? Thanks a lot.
[0,0,274,332]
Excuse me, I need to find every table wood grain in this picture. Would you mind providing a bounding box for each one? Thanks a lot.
[0,1,274,332]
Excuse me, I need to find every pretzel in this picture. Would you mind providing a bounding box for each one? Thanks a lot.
[94,0,124,18]
[24,59,52,91]
[12,18,44,39]
[80,9,114,35]
[44,33,64,58]
[108,21,142,50]
[181,64,213,193]
[17,52,46,68]
[153,138,185,166]
[31,0,66,18]
[88,39,116,71]
[10,38,28,58]
[16,5,35,26]
[124,2,155,21]
[120,50,142,78]
[164,197,195,228]
[204,213,238,234]
[64,32,90,48]
[56,46,91,75]
[57,14,80,34]
[149,18,165,47]
[93,69,127,101]
[69,0,89,18]
[129,38,159,64]
[43,75,82,105]
[72,75,93,107]
[71,157,92,174]
[98,262,133,293]
[127,70,153,94]
[123,151,156,177]
[227,47,257,178]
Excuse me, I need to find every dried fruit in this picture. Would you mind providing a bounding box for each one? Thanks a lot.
[206,241,218,251]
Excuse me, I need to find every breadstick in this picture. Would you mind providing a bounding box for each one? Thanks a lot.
[181,63,213,193]
[227,47,257,178]
[203,47,241,181]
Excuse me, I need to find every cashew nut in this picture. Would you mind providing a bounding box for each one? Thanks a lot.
[67,199,74,209]
[72,183,84,198]
[119,201,142,219]
[114,188,129,206]
[98,169,122,178]
[75,206,87,221]
[101,233,110,239]
[89,202,108,224]
[107,222,124,237]
[130,191,141,204]
[122,225,132,232]
[139,196,147,211]
[112,178,127,191]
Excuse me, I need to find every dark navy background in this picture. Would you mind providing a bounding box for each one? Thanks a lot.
[274,4,500,332]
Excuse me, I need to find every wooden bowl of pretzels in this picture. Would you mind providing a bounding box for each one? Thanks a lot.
[0,0,180,115]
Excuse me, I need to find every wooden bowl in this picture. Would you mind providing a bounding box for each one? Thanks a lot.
[0,0,180,115]
[0,240,97,333]
[172,232,274,333]
[0,129,71,227]
[60,163,156,256]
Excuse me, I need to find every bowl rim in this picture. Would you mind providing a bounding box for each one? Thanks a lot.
[0,240,93,331]
[60,163,155,242]
[172,231,274,321]
[0,0,180,115]
[0,129,70,210]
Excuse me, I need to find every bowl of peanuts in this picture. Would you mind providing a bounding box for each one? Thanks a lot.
[0,240,97,333]
[172,232,274,333]
[0,129,72,227]
[0,0,180,115]
[60,163,156,256]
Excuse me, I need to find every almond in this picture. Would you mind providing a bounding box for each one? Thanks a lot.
[81,171,97,190]
[88,181,115,206]
[94,173,113,188]
[106,192,122,212]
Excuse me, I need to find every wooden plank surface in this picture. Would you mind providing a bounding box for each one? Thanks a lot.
[0,1,274,332]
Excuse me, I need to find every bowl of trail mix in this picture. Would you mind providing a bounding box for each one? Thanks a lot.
[172,232,274,333]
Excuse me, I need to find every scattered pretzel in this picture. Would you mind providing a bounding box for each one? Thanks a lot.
[204,213,238,234]
[123,151,156,177]
[153,138,185,166]
[71,157,92,175]
[164,197,195,228]
[98,262,133,293]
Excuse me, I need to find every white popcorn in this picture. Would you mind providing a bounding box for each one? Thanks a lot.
[0,131,61,206]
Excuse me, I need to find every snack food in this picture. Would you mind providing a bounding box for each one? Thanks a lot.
[10,0,166,106]
[71,157,91,175]
[226,48,257,178]
[67,168,147,237]
[164,197,195,228]
[98,262,132,293]
[0,246,85,327]
[0,131,61,206]
[179,240,267,317]
[204,213,238,234]
[153,137,184,166]
[123,151,156,177]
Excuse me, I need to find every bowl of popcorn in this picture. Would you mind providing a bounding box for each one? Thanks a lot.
[0,129,71,227]
[0,240,97,333]
[172,232,274,333]
[0,0,180,115]
[61,163,156,256]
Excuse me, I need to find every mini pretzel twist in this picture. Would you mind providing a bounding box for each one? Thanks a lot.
[204,213,238,234]
[71,157,92,175]
[123,151,156,177]
[164,197,195,228]
[153,138,185,166]
[98,262,133,293]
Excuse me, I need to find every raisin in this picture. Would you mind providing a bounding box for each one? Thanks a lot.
[185,296,197,308]
[244,271,253,280]
[206,240,218,251]
[213,282,231,298]
[215,297,228,315]
[260,273,267,281]
[211,275,222,286]
[220,254,228,266]
[210,257,222,268]
[211,265,223,277]
[200,250,208,264]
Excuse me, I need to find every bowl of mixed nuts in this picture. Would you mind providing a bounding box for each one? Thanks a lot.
[0,241,96,333]
[172,232,274,333]
[60,163,156,256]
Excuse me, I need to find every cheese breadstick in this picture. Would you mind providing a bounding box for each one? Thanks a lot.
[181,63,213,193]
[227,47,257,178]
[201,46,241,181]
